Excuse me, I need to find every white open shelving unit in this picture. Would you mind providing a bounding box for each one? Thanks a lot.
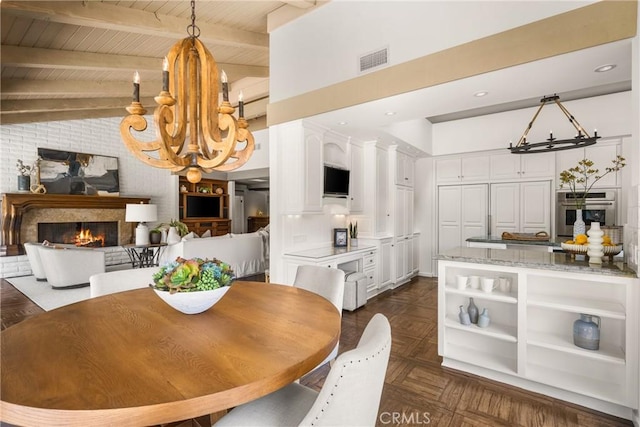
[438,259,639,420]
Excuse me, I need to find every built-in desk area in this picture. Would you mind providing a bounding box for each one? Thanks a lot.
[283,245,378,296]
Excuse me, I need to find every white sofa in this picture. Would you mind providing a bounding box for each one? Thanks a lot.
[160,232,267,278]
[90,266,160,298]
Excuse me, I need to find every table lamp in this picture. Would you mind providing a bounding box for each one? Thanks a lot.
[125,203,157,245]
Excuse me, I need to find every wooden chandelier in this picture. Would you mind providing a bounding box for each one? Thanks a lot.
[120,2,254,183]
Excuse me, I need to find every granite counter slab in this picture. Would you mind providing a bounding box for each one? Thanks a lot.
[438,247,637,278]
[466,235,562,247]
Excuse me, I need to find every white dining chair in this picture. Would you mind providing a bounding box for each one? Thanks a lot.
[89,266,160,298]
[293,265,345,365]
[214,313,391,427]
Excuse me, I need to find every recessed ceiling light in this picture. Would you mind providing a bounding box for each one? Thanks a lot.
[594,64,616,73]
[385,111,396,116]
[474,91,488,97]
[338,121,348,125]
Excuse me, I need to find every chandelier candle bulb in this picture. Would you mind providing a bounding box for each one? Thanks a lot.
[221,70,229,101]
[133,71,140,102]
[162,57,169,92]
[238,91,244,118]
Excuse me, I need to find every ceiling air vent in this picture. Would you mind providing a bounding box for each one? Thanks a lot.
[359,47,389,73]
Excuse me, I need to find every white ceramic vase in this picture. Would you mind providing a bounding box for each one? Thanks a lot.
[587,222,604,264]
[167,226,181,245]
[573,208,586,240]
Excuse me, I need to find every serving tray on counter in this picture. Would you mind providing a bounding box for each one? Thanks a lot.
[501,231,550,241]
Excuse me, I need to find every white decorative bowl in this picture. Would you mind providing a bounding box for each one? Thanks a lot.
[561,243,623,257]
[153,286,230,314]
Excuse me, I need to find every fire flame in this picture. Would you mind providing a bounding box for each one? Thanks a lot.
[74,228,105,247]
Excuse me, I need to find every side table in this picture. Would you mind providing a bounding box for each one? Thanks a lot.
[122,243,167,268]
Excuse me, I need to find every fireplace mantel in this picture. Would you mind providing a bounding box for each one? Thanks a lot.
[1,193,150,256]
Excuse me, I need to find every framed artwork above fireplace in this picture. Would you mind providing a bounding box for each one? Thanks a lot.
[37,148,120,196]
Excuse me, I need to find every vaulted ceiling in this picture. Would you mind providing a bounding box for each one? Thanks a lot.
[0,0,321,127]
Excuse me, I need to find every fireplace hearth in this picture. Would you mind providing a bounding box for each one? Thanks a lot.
[38,222,119,247]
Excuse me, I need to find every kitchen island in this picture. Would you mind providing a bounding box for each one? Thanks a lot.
[466,235,563,252]
[437,247,638,421]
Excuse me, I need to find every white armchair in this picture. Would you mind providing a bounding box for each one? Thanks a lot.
[214,313,392,426]
[37,245,105,289]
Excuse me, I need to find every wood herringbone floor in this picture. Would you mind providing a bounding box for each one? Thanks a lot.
[1,276,632,426]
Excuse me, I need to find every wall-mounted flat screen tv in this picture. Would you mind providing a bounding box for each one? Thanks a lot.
[186,195,220,218]
[323,165,350,198]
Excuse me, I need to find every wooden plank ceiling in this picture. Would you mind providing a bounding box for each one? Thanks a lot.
[0,0,317,127]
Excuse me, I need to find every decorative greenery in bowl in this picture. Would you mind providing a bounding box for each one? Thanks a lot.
[151,257,235,314]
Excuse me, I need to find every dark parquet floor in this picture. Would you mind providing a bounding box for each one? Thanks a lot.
[1,275,632,426]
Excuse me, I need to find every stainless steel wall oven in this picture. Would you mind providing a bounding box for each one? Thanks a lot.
[556,190,618,237]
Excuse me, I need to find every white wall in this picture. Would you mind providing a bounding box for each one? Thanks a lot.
[431,92,632,156]
[270,1,593,102]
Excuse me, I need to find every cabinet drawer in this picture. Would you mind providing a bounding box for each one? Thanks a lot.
[364,267,377,291]
[364,253,376,268]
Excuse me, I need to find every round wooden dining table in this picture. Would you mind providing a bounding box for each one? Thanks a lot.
[1,281,341,427]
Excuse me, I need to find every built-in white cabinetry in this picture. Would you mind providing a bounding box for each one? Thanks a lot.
[393,186,415,286]
[556,141,620,189]
[349,143,364,213]
[278,121,323,214]
[361,144,390,236]
[395,151,415,187]
[375,148,390,235]
[359,237,393,297]
[380,238,393,288]
[437,184,488,253]
[490,181,551,235]
[436,155,490,184]
[438,259,638,419]
[490,152,555,181]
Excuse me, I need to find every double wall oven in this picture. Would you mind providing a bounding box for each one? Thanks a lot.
[556,190,618,237]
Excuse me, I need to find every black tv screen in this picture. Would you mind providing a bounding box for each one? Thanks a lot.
[323,165,350,197]
[186,195,220,218]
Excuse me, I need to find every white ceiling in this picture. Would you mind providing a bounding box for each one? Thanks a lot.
[305,39,632,151]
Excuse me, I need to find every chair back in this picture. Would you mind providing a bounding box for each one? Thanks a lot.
[299,313,392,426]
[90,266,160,297]
[293,265,345,314]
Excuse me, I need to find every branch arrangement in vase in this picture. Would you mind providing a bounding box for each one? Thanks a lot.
[559,155,625,209]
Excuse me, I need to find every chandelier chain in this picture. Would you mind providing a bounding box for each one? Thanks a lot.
[187,0,200,39]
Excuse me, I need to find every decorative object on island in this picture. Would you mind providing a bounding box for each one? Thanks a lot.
[16,159,32,192]
[509,94,600,154]
[125,203,158,246]
[559,156,625,240]
[587,222,604,265]
[573,313,601,350]
[119,1,254,184]
[477,308,491,328]
[349,221,358,247]
[151,256,234,314]
[467,297,479,324]
[458,305,471,325]
[37,148,120,195]
[333,228,348,247]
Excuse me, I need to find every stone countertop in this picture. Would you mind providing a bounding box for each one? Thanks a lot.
[284,245,376,260]
[437,246,637,278]
[466,236,562,247]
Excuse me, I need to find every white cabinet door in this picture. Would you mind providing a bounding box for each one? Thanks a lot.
[394,239,407,283]
[520,181,551,233]
[461,156,490,182]
[438,184,488,252]
[395,152,415,187]
[491,152,554,180]
[349,143,364,213]
[491,181,551,235]
[380,238,392,286]
[436,158,462,183]
[375,148,390,235]
[491,183,520,236]
[303,132,324,213]
[556,142,619,189]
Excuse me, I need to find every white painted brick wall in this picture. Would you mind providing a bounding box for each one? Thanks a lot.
[0,115,179,278]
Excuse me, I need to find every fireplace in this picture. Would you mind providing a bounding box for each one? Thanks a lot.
[1,193,150,256]
[38,222,119,247]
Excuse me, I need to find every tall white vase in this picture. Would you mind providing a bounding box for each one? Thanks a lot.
[587,222,604,264]
[167,226,181,245]
[573,208,586,240]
